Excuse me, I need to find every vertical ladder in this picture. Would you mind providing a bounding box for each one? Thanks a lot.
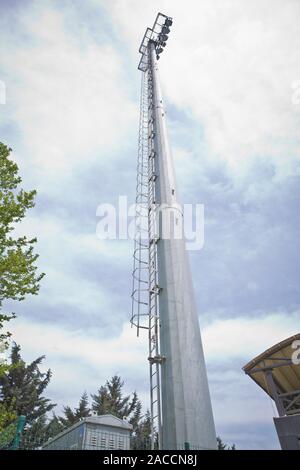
[131,61,162,449]
[131,70,150,334]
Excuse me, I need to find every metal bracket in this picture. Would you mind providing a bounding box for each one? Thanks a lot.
[150,285,161,295]
[148,355,166,365]
[149,236,160,245]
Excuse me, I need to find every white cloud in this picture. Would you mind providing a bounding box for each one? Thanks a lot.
[1,3,137,192]
[202,311,300,361]
[9,316,149,409]
[9,310,300,403]
[15,214,132,267]
[108,0,300,179]
[10,317,147,372]
[11,213,132,327]
[12,309,299,368]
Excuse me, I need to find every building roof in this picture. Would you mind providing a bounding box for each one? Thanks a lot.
[42,414,132,448]
[84,414,133,430]
[243,333,300,398]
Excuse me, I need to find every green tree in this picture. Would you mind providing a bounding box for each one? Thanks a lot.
[132,409,152,450]
[59,392,91,428]
[21,415,49,449]
[20,413,67,449]
[0,343,55,425]
[0,143,44,433]
[217,436,236,450]
[0,142,44,346]
[47,414,64,437]
[91,375,140,422]
[129,397,142,433]
[91,375,148,448]
[0,400,17,434]
[36,376,150,449]
[0,142,44,341]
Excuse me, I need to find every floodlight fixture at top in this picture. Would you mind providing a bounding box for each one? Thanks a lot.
[138,12,173,72]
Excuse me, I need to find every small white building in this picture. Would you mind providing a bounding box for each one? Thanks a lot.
[43,415,133,450]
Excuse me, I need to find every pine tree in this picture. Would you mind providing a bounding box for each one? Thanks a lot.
[217,436,236,450]
[18,414,64,449]
[129,396,142,433]
[21,415,48,449]
[91,375,140,420]
[0,343,55,424]
[59,392,91,428]
[46,414,64,438]
[132,409,152,450]
[139,410,152,442]
[76,392,90,417]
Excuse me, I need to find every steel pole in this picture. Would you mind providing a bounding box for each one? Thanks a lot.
[148,41,217,450]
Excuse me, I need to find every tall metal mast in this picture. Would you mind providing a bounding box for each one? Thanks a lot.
[131,12,217,450]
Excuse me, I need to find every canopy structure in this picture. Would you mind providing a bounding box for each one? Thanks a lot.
[243,333,300,417]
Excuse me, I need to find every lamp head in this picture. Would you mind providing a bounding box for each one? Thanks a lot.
[160,34,169,42]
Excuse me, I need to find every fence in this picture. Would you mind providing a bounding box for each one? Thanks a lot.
[0,417,211,450]
[0,416,26,450]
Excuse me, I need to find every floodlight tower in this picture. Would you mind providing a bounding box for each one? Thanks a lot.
[131,13,217,450]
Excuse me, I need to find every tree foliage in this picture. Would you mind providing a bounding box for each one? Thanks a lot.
[91,375,140,421]
[217,436,236,450]
[0,343,55,425]
[58,392,91,428]
[0,400,17,434]
[131,409,153,449]
[0,142,44,345]
[90,375,151,447]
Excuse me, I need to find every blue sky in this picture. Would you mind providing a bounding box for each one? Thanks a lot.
[1,0,300,449]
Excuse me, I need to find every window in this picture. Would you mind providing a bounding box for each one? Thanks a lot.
[108,437,114,449]
[100,436,106,449]
[89,435,97,447]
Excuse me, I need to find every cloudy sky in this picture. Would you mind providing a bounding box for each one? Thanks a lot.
[1,0,300,450]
